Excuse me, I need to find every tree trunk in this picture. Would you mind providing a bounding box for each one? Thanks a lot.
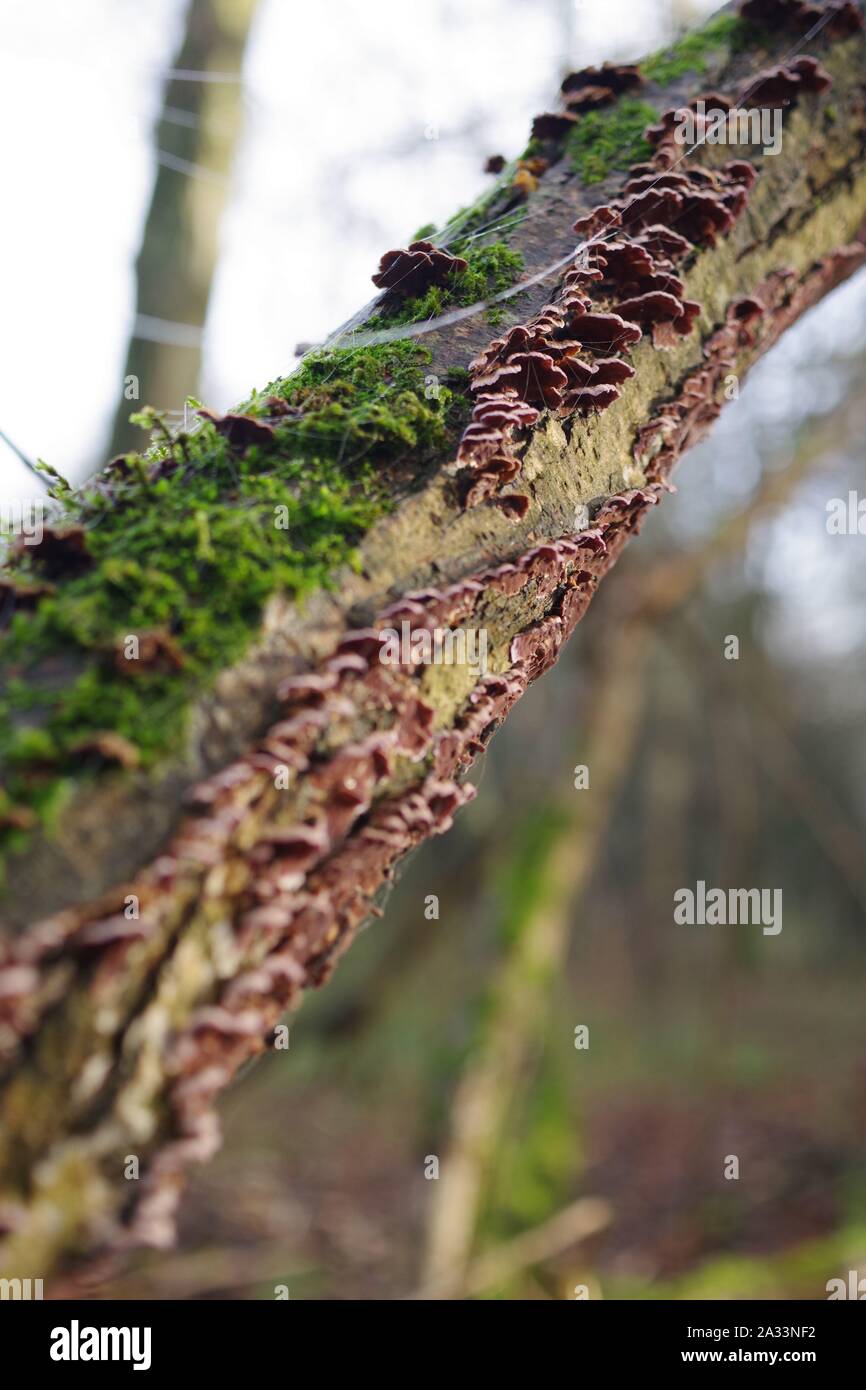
[2,2,865,1282]
[107,0,256,461]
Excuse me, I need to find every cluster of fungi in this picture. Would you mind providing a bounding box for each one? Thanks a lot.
[364,3,861,527]
[740,0,864,30]
[452,41,857,517]
[370,238,469,298]
[531,61,644,142]
[449,163,765,515]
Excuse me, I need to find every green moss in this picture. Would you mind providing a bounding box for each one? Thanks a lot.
[565,97,658,184]
[369,241,525,328]
[0,341,459,856]
[641,13,750,85]
[495,804,570,949]
[606,1223,866,1300]
[437,190,498,246]
[482,1050,578,1249]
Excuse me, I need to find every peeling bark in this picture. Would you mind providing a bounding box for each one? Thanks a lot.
[2,3,866,1281]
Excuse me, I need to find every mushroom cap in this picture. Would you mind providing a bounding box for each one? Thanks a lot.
[197,408,275,453]
[739,0,862,36]
[531,111,578,141]
[568,312,642,352]
[619,187,684,233]
[786,55,833,94]
[562,84,617,112]
[372,240,469,296]
[15,524,91,578]
[633,224,693,261]
[613,290,686,323]
[573,205,622,240]
[561,62,643,97]
[592,357,637,385]
[563,382,622,416]
[473,351,569,408]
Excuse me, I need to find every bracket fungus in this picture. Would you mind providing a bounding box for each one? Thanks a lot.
[372,239,469,297]
[531,111,579,142]
[17,525,91,579]
[739,0,863,35]
[743,57,832,107]
[532,62,643,141]
[455,94,761,512]
[196,408,276,453]
[561,62,643,107]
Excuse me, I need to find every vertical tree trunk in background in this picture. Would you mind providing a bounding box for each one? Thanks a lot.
[107,0,256,459]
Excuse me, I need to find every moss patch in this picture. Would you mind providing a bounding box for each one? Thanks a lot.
[481,1044,578,1255]
[0,341,459,862]
[494,803,570,950]
[565,98,658,184]
[641,13,751,85]
[436,186,522,250]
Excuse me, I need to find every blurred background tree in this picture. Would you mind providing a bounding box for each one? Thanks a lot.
[107,0,257,459]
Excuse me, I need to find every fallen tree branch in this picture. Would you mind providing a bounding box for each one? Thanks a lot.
[2,1,866,1281]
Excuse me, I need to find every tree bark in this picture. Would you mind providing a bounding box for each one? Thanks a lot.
[2,2,866,1282]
